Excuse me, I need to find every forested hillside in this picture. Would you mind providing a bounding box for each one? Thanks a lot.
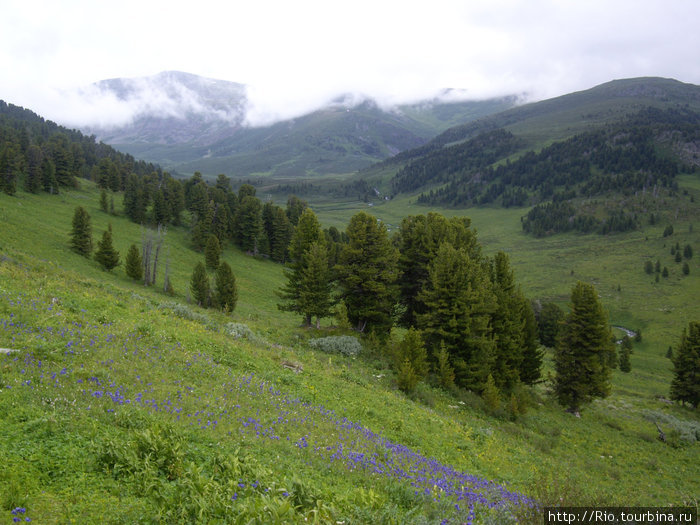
[0,100,160,196]
[364,79,700,237]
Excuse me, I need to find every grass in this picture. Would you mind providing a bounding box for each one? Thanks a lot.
[1,181,699,523]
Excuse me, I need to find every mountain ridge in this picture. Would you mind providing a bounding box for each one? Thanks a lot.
[78,71,518,177]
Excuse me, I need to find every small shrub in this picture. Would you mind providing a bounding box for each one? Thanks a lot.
[224,322,259,343]
[159,301,217,330]
[308,335,362,357]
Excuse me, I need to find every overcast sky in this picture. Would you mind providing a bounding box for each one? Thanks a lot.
[2,0,699,126]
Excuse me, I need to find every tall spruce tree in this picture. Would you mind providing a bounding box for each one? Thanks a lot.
[190,262,210,307]
[297,241,334,328]
[234,195,263,253]
[214,261,238,313]
[619,336,632,373]
[518,294,543,385]
[125,243,143,281]
[416,242,495,392]
[277,208,324,326]
[94,226,120,271]
[70,206,93,257]
[204,234,221,269]
[669,321,700,408]
[554,281,614,412]
[490,251,525,391]
[336,212,400,336]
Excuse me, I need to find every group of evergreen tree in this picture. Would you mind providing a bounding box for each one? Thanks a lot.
[278,209,544,400]
[189,258,238,313]
[521,201,639,237]
[0,100,158,196]
[406,108,697,210]
[670,321,700,408]
[182,173,303,263]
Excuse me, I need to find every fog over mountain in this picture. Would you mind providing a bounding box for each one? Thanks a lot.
[75,71,519,176]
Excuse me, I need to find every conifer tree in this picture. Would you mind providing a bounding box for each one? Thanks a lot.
[100,189,109,213]
[277,209,324,326]
[416,242,495,392]
[336,212,400,336]
[204,234,221,269]
[519,295,543,385]
[619,336,632,373]
[125,244,143,281]
[297,241,334,328]
[234,195,262,253]
[394,327,429,381]
[214,261,238,313]
[434,341,455,389]
[669,321,700,408]
[537,302,564,347]
[554,281,614,412]
[94,226,120,271]
[397,358,419,394]
[190,262,210,307]
[490,251,525,391]
[70,206,93,257]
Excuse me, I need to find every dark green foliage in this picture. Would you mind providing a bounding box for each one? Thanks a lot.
[262,202,293,263]
[190,262,210,307]
[554,282,614,412]
[397,358,419,394]
[234,195,263,253]
[0,142,18,195]
[214,261,238,313]
[392,129,523,197]
[277,209,325,327]
[682,262,690,275]
[70,206,93,257]
[662,266,669,278]
[522,201,637,237]
[395,213,479,327]
[94,226,120,271]
[669,322,700,408]
[683,244,693,259]
[519,296,543,385]
[434,341,455,389]
[644,260,654,274]
[336,212,400,336]
[619,336,633,373]
[675,250,682,263]
[24,144,43,194]
[297,241,334,328]
[99,189,109,212]
[411,108,695,210]
[536,302,564,348]
[666,346,674,359]
[490,252,525,391]
[663,225,674,237]
[204,235,221,269]
[286,195,307,225]
[393,328,429,382]
[125,244,143,281]
[482,374,501,412]
[416,242,495,392]
[1,100,158,197]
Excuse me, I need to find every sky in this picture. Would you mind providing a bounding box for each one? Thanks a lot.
[1,0,700,127]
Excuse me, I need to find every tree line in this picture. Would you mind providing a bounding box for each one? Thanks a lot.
[0,100,159,196]
[403,108,697,210]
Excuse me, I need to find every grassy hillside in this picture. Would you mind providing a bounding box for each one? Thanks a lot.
[1,183,699,524]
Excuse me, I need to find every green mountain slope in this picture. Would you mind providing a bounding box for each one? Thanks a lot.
[110,97,517,178]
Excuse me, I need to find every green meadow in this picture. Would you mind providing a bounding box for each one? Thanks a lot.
[1,180,698,524]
